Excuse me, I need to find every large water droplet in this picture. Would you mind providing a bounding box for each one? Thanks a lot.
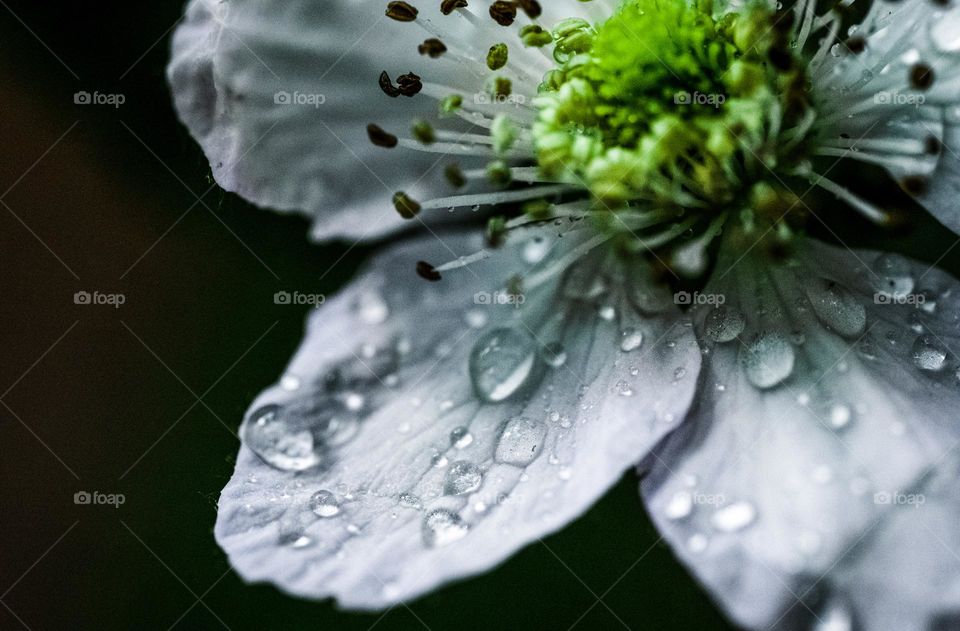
[912,334,948,371]
[741,333,795,389]
[444,461,483,495]
[710,501,757,532]
[806,278,866,338]
[704,306,745,343]
[495,416,547,466]
[309,490,340,517]
[422,509,469,547]
[469,328,539,403]
[241,404,322,471]
[872,254,915,301]
[829,404,852,429]
[931,10,960,52]
[620,328,644,352]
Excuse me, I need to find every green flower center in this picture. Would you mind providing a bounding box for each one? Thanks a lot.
[533,0,811,211]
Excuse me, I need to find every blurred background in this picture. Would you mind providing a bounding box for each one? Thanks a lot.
[3,1,958,630]
[0,1,738,629]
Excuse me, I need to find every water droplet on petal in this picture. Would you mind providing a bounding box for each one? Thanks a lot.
[872,254,915,301]
[813,597,855,631]
[356,291,390,324]
[912,334,948,371]
[450,426,474,449]
[523,236,551,264]
[742,333,795,389]
[704,306,745,343]
[280,374,301,391]
[541,342,567,368]
[469,328,540,403]
[805,278,866,338]
[241,404,322,471]
[464,309,488,329]
[422,509,469,547]
[399,493,422,509]
[931,11,960,52]
[620,328,644,352]
[444,461,483,495]
[309,490,340,517]
[829,404,852,429]
[597,304,616,321]
[664,491,693,520]
[687,533,709,553]
[495,417,547,466]
[711,501,757,532]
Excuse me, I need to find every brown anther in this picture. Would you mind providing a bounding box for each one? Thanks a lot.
[845,36,866,54]
[393,191,422,218]
[418,38,447,57]
[440,0,468,15]
[910,63,935,91]
[386,1,419,21]
[489,1,517,26]
[444,164,466,188]
[367,124,398,148]
[379,71,400,97]
[900,175,929,196]
[396,72,423,97]
[925,136,943,155]
[416,261,442,281]
[517,0,542,18]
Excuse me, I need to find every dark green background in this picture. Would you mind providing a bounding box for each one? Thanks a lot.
[2,2,958,630]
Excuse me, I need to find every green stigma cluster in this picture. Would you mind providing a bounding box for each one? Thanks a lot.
[533,0,809,208]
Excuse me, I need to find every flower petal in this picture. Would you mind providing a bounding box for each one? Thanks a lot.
[641,238,960,629]
[168,0,472,240]
[216,227,701,608]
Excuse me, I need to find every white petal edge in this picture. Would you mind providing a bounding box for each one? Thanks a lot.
[215,226,702,608]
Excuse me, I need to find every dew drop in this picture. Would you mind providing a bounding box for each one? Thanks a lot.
[450,426,474,449]
[805,278,866,338]
[469,328,540,403]
[309,490,340,517]
[872,254,915,300]
[704,306,746,343]
[931,11,960,52]
[741,333,795,389]
[523,236,551,264]
[813,598,855,631]
[615,380,634,397]
[444,461,483,495]
[911,334,948,371]
[241,404,322,471]
[687,533,709,553]
[280,374,301,391]
[664,491,693,520]
[399,492,422,509]
[620,328,644,352]
[597,304,616,321]
[356,291,390,324]
[495,416,547,466]
[829,404,852,429]
[541,342,568,368]
[710,501,757,532]
[464,309,489,329]
[422,509,469,547]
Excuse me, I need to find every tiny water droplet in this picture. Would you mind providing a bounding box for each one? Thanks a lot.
[742,333,795,389]
[711,501,757,532]
[829,404,852,429]
[704,306,745,343]
[399,492,422,509]
[280,374,301,391]
[664,491,693,520]
[469,328,540,403]
[464,309,489,329]
[444,461,483,495]
[495,417,547,466]
[309,490,340,517]
[422,509,468,547]
[241,404,321,471]
[872,254,915,300]
[541,342,567,368]
[450,426,474,449]
[356,291,389,324]
[687,533,708,553]
[620,328,644,352]
[912,334,948,371]
[597,304,616,321]
[523,236,551,264]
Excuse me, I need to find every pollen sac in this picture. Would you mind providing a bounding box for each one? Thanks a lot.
[487,43,509,71]
[418,38,447,58]
[396,72,423,96]
[416,261,442,282]
[386,1,418,22]
[440,0,467,15]
[489,1,517,26]
[392,191,421,218]
[367,123,398,148]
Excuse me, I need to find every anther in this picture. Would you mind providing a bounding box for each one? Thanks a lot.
[445,164,467,188]
[487,43,509,70]
[489,1,518,26]
[379,71,400,97]
[367,124,398,148]
[396,72,423,96]
[416,261,442,281]
[910,63,935,91]
[844,36,866,54]
[440,0,468,15]
[393,191,422,218]
[900,175,929,196]
[418,38,447,57]
[412,120,435,144]
[386,1,418,21]
[925,136,942,155]
[517,0,542,18]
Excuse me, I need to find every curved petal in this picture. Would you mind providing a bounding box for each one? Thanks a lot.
[168,0,473,240]
[641,238,960,629]
[216,227,701,608]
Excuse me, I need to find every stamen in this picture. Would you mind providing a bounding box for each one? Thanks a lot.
[367,124,398,148]
[419,184,575,210]
[385,1,418,22]
[416,261,442,281]
[809,173,892,224]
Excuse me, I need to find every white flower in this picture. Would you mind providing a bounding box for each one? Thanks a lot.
[169,0,960,628]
